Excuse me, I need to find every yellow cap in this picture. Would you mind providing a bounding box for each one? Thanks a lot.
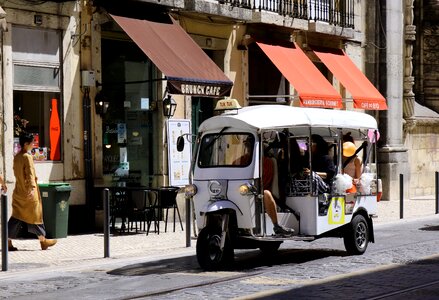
[343,142,356,157]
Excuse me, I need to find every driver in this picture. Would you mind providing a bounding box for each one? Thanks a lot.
[234,141,294,237]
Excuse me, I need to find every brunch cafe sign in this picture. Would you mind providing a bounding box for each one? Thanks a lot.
[167,79,233,98]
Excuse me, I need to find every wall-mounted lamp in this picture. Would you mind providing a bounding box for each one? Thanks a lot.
[163,94,177,118]
[95,92,109,116]
[103,132,111,149]
[238,34,253,50]
[205,37,213,48]
[34,14,43,26]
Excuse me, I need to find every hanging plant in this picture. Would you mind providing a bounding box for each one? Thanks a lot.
[14,113,29,136]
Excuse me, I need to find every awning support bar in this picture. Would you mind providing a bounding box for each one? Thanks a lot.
[96,77,166,87]
[247,94,354,102]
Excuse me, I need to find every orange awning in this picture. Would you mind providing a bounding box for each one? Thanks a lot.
[257,42,342,109]
[313,47,387,110]
[111,14,233,98]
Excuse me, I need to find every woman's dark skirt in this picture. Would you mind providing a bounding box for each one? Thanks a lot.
[8,216,46,238]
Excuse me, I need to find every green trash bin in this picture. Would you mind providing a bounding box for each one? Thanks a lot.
[38,182,72,239]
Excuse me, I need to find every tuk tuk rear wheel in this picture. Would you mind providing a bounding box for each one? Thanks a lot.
[196,226,234,271]
[344,214,369,255]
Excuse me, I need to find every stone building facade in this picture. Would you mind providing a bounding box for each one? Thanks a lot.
[404,0,439,198]
[0,0,435,232]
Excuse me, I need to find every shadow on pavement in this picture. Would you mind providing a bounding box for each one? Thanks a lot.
[419,224,439,231]
[108,248,346,276]
[254,256,439,299]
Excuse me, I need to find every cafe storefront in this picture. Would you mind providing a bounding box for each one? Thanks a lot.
[97,12,233,188]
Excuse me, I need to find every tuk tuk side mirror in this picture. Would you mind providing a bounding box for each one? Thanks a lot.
[177,136,185,152]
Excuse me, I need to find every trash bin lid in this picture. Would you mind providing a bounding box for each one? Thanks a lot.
[54,185,72,192]
[38,182,72,192]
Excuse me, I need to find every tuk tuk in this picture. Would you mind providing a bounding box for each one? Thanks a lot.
[180,105,380,270]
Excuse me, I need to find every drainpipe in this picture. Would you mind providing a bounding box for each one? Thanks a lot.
[81,0,95,230]
[0,10,6,188]
[83,86,94,228]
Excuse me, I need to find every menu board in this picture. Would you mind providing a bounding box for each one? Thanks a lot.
[167,119,191,187]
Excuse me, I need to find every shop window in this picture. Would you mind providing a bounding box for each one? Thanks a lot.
[101,38,156,186]
[13,91,61,161]
[12,26,62,161]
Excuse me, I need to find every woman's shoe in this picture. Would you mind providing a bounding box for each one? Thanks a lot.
[40,239,57,250]
[8,240,18,251]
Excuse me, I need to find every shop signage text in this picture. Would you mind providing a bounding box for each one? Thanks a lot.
[167,80,232,98]
[301,99,342,109]
[180,84,221,96]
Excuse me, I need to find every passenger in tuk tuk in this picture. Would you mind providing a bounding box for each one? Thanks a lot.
[303,134,336,193]
[342,141,363,185]
[342,133,363,179]
[289,137,307,177]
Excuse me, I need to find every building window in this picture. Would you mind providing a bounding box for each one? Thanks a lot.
[248,43,290,105]
[14,64,60,89]
[13,91,61,161]
[12,26,62,161]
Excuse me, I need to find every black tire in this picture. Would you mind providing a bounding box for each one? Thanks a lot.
[344,214,369,255]
[259,241,282,255]
[196,226,233,271]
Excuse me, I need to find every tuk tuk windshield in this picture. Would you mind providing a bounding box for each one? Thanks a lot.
[198,133,255,168]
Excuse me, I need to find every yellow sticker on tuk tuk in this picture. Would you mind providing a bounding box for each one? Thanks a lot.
[328,197,345,224]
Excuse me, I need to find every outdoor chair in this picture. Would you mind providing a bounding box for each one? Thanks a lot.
[128,189,159,235]
[110,187,129,233]
[157,186,183,232]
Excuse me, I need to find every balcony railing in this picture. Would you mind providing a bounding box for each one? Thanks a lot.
[221,0,355,29]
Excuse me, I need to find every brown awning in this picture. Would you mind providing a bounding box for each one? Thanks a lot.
[111,14,233,97]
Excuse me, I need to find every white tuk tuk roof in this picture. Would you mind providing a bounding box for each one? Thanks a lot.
[199,105,378,133]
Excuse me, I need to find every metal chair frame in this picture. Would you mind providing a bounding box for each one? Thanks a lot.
[158,186,183,232]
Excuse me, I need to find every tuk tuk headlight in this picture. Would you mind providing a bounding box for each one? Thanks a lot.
[240,183,256,196]
[185,184,197,197]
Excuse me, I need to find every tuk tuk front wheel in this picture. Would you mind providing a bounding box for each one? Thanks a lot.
[343,214,369,255]
[196,226,233,271]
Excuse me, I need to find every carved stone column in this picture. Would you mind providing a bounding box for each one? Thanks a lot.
[403,0,416,118]
[378,1,408,201]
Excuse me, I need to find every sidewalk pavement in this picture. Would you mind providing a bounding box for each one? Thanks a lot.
[0,197,438,275]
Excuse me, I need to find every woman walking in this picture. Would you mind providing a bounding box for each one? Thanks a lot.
[8,133,57,251]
